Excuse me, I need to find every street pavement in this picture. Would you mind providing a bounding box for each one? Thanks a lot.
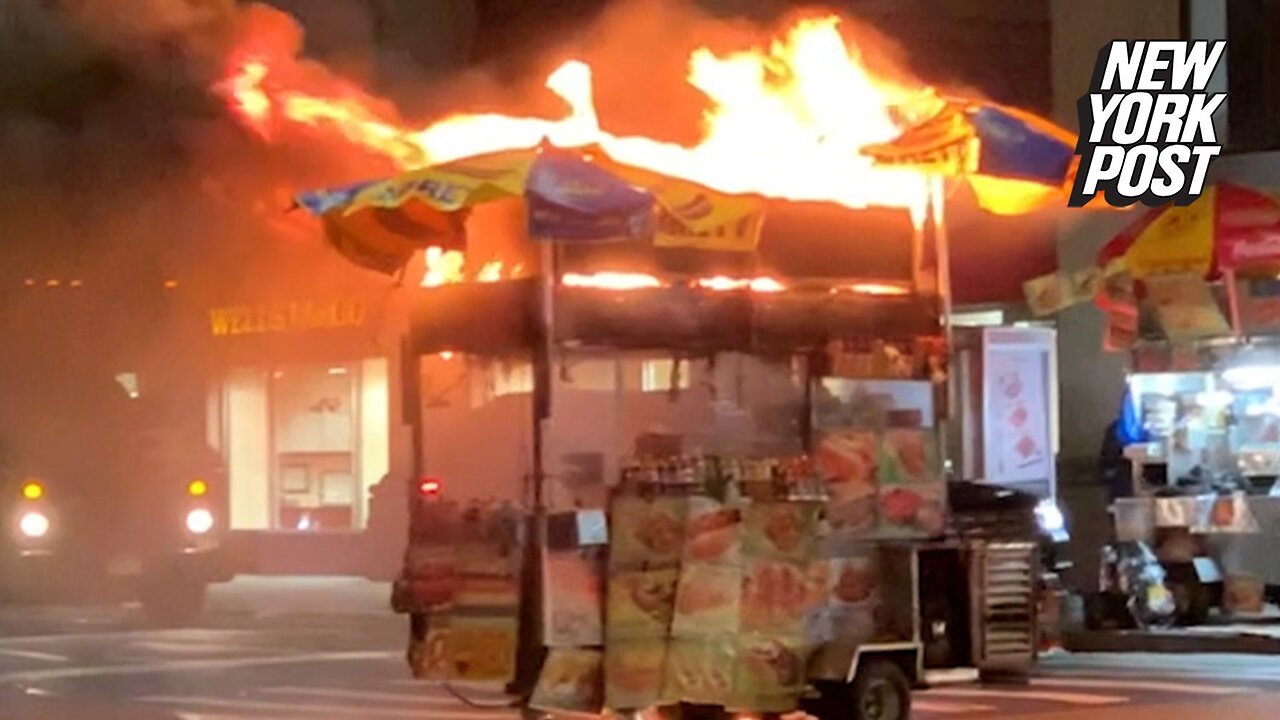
[2,577,1280,719]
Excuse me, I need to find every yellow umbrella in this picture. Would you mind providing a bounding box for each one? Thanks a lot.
[296,149,537,275]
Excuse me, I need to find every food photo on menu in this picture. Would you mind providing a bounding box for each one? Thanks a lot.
[877,484,946,538]
[663,637,736,705]
[806,554,883,646]
[816,430,880,534]
[743,503,819,560]
[829,554,880,606]
[733,635,807,709]
[671,563,743,637]
[880,428,940,485]
[990,354,1051,480]
[606,567,680,639]
[542,551,603,647]
[740,559,813,637]
[441,618,519,682]
[610,495,688,566]
[682,496,742,565]
[530,647,604,714]
[605,638,670,710]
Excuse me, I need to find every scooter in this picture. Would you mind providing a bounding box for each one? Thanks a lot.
[1090,540,1177,629]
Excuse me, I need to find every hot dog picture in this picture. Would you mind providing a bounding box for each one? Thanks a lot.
[664,639,735,705]
[611,496,688,565]
[683,498,741,564]
[605,639,668,709]
[671,564,742,637]
[881,428,938,484]
[880,487,923,524]
[831,557,879,604]
[741,560,811,635]
[817,431,878,486]
[739,637,803,692]
[878,486,946,537]
[745,503,817,559]
[607,569,679,639]
[530,648,603,713]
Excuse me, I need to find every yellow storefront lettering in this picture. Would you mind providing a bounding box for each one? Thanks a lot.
[267,306,288,332]
[208,298,367,337]
[228,310,248,336]
[209,309,233,337]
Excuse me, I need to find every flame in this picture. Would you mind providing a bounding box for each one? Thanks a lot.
[222,16,930,214]
[836,281,911,296]
[562,272,663,291]
[220,60,272,137]
[422,247,466,287]
[423,251,526,287]
[559,273,906,295]
[696,276,785,293]
[476,261,505,283]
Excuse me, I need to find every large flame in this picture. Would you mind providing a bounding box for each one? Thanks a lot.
[222,16,929,214]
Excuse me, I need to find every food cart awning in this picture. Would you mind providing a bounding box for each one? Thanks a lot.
[861,95,1079,216]
[295,96,1083,282]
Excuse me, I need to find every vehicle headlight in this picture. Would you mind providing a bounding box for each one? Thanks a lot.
[1035,499,1066,534]
[185,508,214,535]
[19,511,50,538]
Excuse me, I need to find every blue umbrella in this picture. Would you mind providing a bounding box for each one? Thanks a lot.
[862,96,1079,215]
[524,148,654,242]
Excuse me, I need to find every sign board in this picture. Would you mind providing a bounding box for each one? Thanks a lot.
[207,298,366,337]
[980,327,1057,496]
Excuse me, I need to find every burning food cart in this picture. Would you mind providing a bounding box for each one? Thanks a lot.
[276,14,1089,716]
[316,153,1049,720]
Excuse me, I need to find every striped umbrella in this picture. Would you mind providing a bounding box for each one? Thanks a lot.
[862,95,1079,216]
[295,146,767,275]
[1097,181,1280,278]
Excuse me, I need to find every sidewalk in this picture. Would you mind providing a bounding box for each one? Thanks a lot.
[1064,607,1280,654]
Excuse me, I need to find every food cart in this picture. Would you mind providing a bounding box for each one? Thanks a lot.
[374,163,1042,720]
[1112,336,1280,622]
[1021,181,1280,624]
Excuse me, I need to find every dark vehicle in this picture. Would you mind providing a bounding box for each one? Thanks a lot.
[0,374,232,626]
[948,480,1072,653]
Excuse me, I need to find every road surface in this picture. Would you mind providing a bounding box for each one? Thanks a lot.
[2,577,1280,719]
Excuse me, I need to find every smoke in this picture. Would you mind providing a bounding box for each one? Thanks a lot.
[0,0,1060,375]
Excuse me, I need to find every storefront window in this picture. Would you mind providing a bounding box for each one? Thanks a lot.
[272,364,357,531]
[490,361,535,397]
[218,358,389,532]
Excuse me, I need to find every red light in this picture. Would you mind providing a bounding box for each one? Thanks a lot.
[419,478,442,497]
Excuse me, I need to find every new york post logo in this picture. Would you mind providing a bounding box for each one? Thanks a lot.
[1069,40,1227,208]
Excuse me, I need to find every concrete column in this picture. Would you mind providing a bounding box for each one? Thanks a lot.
[1049,0,1181,588]
[1050,0,1182,463]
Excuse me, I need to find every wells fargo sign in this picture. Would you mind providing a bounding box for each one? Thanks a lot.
[208,298,366,337]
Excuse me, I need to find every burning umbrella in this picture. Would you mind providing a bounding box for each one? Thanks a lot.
[295,144,772,277]
[295,149,537,275]
[861,93,1079,216]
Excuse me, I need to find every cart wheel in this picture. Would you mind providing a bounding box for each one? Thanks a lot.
[851,659,911,720]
